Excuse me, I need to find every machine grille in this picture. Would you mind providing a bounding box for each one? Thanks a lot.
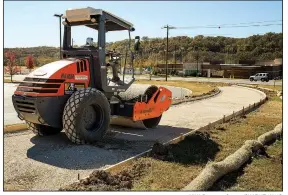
[14,98,36,113]
[17,78,64,94]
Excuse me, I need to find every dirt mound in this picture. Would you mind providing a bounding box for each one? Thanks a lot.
[149,131,219,164]
[60,159,151,191]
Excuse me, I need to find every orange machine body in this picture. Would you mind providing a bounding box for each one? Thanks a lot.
[14,58,90,97]
[12,57,172,128]
[133,87,172,121]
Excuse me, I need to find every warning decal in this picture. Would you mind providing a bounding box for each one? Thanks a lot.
[64,83,85,94]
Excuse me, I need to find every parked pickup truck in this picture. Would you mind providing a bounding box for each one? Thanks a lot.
[249,73,269,82]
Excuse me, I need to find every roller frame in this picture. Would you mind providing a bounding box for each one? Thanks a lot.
[110,86,172,121]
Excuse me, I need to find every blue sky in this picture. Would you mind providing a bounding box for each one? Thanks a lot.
[4,1,282,48]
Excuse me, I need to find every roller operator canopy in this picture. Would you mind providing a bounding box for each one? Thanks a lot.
[62,7,135,32]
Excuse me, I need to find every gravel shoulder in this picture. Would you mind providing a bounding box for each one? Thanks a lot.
[4,86,265,190]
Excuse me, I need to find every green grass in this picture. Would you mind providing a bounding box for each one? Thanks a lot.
[215,140,282,191]
[258,84,282,92]
[246,84,282,92]
[111,89,282,191]
[132,158,203,191]
[4,79,15,83]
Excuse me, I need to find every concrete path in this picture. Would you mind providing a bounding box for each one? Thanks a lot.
[111,86,266,142]
[4,83,22,125]
[4,83,191,126]
[4,86,266,190]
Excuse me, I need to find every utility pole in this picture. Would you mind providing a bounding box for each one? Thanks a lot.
[197,50,200,77]
[162,25,175,81]
[180,47,184,64]
[174,45,177,64]
[197,52,199,76]
[194,46,199,77]
[165,25,169,81]
[54,13,63,59]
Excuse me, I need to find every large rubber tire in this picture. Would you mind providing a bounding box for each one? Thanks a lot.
[261,78,265,82]
[27,121,62,136]
[63,88,110,144]
[250,78,254,82]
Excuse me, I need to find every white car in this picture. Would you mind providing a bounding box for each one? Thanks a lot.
[249,73,269,82]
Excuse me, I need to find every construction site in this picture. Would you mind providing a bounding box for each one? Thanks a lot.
[2,2,284,194]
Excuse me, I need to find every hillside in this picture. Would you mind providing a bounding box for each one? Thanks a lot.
[4,32,282,67]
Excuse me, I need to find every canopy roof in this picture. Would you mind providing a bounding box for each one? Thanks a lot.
[63,7,135,31]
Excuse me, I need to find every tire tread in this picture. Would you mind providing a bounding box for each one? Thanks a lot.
[63,88,110,144]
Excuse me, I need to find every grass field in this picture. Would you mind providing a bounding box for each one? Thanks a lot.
[4,79,18,83]
[213,140,282,191]
[110,89,282,191]
[247,84,282,92]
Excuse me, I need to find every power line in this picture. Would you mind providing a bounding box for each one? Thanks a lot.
[173,20,282,29]
[175,23,282,29]
[222,23,282,28]
[176,20,282,28]
[218,19,282,26]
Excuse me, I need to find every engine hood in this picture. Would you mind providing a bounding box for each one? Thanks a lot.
[28,59,77,79]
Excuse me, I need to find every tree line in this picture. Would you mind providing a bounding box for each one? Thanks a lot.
[4,32,282,69]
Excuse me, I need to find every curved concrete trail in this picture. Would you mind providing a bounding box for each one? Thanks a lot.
[4,86,266,190]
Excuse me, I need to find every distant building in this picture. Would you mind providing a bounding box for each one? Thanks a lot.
[155,58,282,79]
[201,58,282,79]
[155,63,183,74]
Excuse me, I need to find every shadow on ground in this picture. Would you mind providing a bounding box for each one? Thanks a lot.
[26,132,141,170]
[26,125,193,170]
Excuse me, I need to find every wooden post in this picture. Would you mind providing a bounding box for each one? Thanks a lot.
[180,133,184,141]
[223,115,225,123]
[242,106,245,115]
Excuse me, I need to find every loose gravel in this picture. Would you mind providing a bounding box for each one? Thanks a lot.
[4,86,265,190]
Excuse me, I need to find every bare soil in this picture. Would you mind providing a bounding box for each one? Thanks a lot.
[60,159,152,191]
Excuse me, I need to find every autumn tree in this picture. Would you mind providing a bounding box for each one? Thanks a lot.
[3,32,283,71]
[4,51,18,82]
[25,55,34,72]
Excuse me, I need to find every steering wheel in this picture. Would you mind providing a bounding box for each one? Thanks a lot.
[82,45,98,50]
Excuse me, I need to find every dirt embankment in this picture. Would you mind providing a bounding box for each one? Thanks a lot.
[60,159,151,191]
[60,131,216,191]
